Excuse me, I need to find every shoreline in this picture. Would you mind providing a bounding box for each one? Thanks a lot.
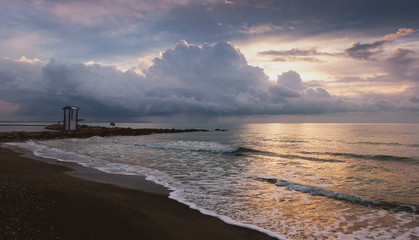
[0,143,280,240]
[5,143,170,196]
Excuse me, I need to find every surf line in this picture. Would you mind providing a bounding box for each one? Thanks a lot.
[256,177,418,214]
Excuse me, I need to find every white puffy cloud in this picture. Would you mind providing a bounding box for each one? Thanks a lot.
[276,70,304,90]
[146,41,268,98]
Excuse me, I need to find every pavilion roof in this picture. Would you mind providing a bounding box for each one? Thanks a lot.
[62,106,80,110]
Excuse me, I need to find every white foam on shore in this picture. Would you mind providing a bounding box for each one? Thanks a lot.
[6,141,288,240]
[168,190,288,240]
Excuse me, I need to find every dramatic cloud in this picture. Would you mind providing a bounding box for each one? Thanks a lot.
[2,0,417,63]
[276,71,305,90]
[345,40,388,60]
[0,42,359,119]
[345,28,415,61]
[1,1,418,122]
[256,28,416,64]
[2,41,418,121]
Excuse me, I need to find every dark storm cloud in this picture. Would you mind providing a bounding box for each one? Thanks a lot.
[345,28,416,61]
[1,41,418,120]
[345,40,388,60]
[0,0,193,61]
[2,0,418,63]
[0,42,362,119]
[160,0,419,41]
[338,46,419,85]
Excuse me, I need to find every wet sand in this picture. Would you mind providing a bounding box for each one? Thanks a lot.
[0,145,278,240]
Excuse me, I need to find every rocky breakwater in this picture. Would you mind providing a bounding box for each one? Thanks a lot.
[0,124,209,142]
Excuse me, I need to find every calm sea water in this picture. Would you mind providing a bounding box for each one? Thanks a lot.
[0,122,54,132]
[8,123,419,239]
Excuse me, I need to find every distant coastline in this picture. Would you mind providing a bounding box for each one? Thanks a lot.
[0,124,49,126]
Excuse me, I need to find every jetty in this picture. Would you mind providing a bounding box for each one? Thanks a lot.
[0,124,209,142]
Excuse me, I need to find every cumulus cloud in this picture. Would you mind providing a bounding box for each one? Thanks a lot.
[305,88,331,98]
[276,70,304,90]
[0,41,417,120]
[0,42,270,118]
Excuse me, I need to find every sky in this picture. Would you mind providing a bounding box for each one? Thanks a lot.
[0,0,419,123]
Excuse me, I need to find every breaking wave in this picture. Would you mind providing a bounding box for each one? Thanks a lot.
[232,148,344,162]
[257,177,418,214]
[114,139,272,156]
[114,139,240,153]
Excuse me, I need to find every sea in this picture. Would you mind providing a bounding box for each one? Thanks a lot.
[4,123,419,239]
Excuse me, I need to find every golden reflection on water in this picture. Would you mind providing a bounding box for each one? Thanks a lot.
[236,123,419,239]
[240,175,416,239]
[239,179,347,239]
[241,123,419,204]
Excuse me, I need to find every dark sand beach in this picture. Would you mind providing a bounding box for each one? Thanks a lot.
[0,145,277,240]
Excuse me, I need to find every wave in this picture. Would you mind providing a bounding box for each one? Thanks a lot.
[26,141,100,165]
[317,139,419,148]
[298,151,417,164]
[114,140,275,156]
[231,147,269,156]
[257,177,418,214]
[277,154,344,163]
[114,139,240,153]
[233,148,344,162]
[353,141,419,148]
[16,141,287,239]
[115,140,345,163]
